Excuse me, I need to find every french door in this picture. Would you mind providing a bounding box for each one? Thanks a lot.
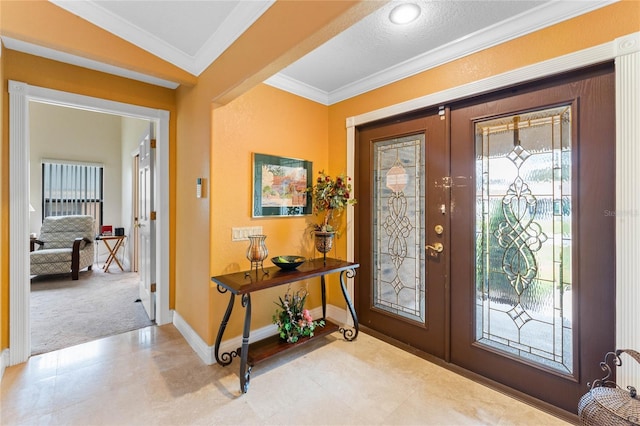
[355,64,615,412]
[356,111,448,358]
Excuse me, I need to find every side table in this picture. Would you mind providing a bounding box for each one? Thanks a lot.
[96,235,126,272]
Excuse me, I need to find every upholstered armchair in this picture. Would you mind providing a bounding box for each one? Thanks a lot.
[30,215,95,280]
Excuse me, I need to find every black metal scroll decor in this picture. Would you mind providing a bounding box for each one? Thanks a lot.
[214,285,239,366]
[338,269,359,341]
[589,349,639,399]
[213,288,254,393]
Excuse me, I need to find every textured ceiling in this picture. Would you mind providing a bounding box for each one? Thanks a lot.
[11,0,616,105]
[278,1,545,93]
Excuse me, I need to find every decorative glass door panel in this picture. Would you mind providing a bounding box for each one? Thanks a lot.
[357,113,446,358]
[475,106,572,374]
[373,135,425,323]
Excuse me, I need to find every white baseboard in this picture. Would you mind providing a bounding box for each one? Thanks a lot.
[173,310,215,365]
[173,304,349,366]
[326,303,349,325]
[0,348,9,382]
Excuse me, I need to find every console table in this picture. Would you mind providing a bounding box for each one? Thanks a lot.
[211,257,359,394]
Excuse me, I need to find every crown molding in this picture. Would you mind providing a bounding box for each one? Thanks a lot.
[50,0,274,76]
[50,0,195,70]
[192,0,275,75]
[10,1,619,102]
[1,37,179,89]
[263,73,329,105]
[269,0,617,105]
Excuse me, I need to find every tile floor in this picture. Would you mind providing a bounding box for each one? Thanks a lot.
[1,325,572,425]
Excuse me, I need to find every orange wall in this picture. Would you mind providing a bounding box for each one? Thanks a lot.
[173,75,213,343]
[0,50,177,349]
[182,83,328,342]
[172,0,376,345]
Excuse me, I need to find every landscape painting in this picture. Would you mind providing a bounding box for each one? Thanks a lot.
[252,153,312,217]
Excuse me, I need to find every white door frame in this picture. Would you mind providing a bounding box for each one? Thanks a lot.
[345,32,640,388]
[8,80,171,365]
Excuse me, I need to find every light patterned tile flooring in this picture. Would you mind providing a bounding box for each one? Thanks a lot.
[1,325,572,425]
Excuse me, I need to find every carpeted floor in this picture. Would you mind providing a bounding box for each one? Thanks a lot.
[30,266,154,355]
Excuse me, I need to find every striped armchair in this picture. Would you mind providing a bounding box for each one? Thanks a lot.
[30,215,95,280]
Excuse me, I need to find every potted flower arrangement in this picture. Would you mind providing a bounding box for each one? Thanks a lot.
[273,287,324,343]
[307,170,357,257]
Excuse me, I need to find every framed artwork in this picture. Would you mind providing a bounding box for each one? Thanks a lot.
[252,153,312,217]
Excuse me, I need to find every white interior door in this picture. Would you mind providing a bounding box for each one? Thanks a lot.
[132,154,140,273]
[138,129,156,321]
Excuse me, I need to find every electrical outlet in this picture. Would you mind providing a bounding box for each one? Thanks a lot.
[231,226,263,241]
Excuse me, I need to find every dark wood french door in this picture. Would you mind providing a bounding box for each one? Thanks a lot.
[356,111,448,358]
[355,63,615,413]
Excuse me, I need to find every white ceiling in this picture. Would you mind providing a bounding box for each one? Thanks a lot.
[7,0,616,105]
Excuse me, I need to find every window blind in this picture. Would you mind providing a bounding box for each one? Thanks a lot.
[41,161,104,233]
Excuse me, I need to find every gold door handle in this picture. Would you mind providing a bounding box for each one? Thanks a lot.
[426,242,444,253]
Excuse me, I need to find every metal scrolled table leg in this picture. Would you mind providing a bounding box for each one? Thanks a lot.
[214,285,237,366]
[321,275,327,320]
[239,293,252,393]
[338,268,359,341]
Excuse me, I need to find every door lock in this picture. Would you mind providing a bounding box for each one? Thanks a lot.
[434,225,444,235]
[426,242,444,253]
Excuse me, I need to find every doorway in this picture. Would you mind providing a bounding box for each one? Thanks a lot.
[26,102,155,355]
[8,80,171,365]
[355,64,615,412]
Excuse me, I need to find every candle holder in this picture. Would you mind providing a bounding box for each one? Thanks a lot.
[245,234,269,277]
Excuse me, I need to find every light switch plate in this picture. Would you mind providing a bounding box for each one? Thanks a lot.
[232,226,263,241]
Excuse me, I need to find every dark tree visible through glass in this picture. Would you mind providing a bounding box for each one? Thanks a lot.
[475,106,573,374]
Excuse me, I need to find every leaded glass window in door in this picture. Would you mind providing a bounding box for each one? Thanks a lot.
[475,106,573,374]
[373,135,425,323]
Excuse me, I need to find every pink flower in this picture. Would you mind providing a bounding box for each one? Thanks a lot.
[303,309,313,322]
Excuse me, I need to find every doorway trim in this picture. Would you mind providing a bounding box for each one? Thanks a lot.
[9,81,171,365]
[346,32,640,386]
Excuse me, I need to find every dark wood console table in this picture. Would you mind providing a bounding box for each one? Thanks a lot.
[211,257,359,394]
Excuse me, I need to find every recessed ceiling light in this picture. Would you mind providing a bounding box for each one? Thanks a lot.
[389,3,421,25]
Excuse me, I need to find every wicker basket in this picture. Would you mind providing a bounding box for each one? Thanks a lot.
[578,349,640,425]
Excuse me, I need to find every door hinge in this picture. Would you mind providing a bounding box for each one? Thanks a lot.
[439,105,446,121]
[151,283,156,293]
[150,139,157,149]
[150,211,157,220]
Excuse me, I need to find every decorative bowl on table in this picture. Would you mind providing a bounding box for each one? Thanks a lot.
[271,256,305,271]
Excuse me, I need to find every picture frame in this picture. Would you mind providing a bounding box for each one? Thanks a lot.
[252,153,312,217]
